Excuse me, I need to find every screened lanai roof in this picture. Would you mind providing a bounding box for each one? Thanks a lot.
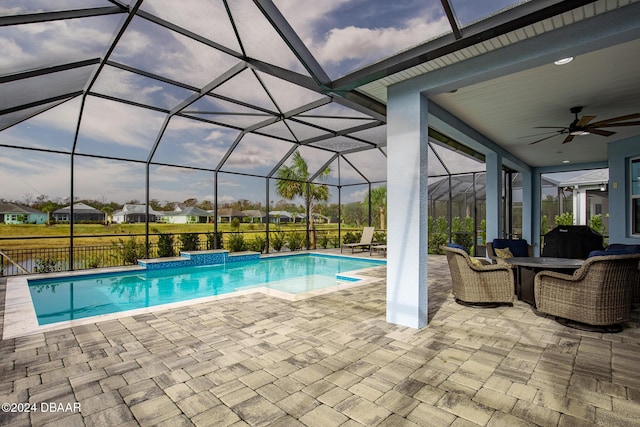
[1,1,592,204]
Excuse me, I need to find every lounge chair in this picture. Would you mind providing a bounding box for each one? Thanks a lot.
[341,227,375,253]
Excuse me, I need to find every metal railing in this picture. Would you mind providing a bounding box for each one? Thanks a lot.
[0,228,379,277]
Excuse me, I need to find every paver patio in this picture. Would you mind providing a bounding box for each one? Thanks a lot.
[1,253,639,426]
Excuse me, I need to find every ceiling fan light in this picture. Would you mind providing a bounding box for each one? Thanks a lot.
[569,130,590,136]
[554,57,574,65]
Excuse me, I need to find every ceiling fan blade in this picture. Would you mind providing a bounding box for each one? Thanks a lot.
[588,128,615,137]
[561,134,575,144]
[518,130,564,139]
[594,121,640,128]
[528,133,564,145]
[589,113,640,127]
[576,115,596,127]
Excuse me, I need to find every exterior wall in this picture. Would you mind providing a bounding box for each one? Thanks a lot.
[28,213,47,224]
[52,213,105,222]
[164,216,188,224]
[2,212,47,224]
[608,136,640,243]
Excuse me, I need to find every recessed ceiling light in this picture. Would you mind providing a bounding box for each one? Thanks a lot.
[554,57,574,65]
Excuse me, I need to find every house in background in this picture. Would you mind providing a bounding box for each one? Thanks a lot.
[112,204,164,224]
[0,202,47,224]
[162,206,211,224]
[559,169,610,231]
[268,210,294,224]
[52,203,105,223]
[216,208,245,223]
[241,210,266,223]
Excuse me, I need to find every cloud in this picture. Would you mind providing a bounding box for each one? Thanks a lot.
[345,188,369,202]
[313,16,450,68]
[216,194,237,204]
[221,134,292,172]
[273,1,450,75]
[75,97,166,150]
[1,16,119,74]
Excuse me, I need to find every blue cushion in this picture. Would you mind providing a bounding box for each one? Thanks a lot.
[492,239,529,258]
[447,243,468,253]
[606,244,640,254]
[588,249,629,257]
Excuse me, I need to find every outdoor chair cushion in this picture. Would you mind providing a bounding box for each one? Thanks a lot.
[606,244,640,254]
[589,249,629,257]
[492,238,529,257]
[494,247,514,259]
[447,243,468,253]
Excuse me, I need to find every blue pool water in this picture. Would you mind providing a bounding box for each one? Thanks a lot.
[28,254,385,325]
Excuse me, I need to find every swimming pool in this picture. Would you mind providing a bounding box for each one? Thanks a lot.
[27,253,385,325]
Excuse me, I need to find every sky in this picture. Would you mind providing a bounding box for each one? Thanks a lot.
[0,0,517,206]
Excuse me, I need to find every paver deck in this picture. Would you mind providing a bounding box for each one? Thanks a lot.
[1,251,640,426]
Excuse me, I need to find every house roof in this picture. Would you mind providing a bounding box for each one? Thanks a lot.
[112,204,164,216]
[269,211,294,218]
[53,203,103,214]
[0,202,44,215]
[164,207,211,217]
[559,169,610,187]
[242,210,266,217]
[217,208,246,217]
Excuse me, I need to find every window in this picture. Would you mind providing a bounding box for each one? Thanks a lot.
[631,158,640,235]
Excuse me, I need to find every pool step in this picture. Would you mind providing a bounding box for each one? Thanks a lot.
[138,250,261,270]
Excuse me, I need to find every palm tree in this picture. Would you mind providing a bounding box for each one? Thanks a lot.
[276,151,330,249]
[365,186,387,230]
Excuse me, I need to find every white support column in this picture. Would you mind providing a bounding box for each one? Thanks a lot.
[574,187,586,225]
[485,152,503,241]
[521,170,534,245]
[386,84,429,329]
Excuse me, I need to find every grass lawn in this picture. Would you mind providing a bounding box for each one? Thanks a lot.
[0,223,349,250]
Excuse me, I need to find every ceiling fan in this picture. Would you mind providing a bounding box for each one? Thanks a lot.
[526,106,640,145]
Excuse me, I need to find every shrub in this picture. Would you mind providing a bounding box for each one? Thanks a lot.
[179,233,199,251]
[157,233,175,258]
[271,231,286,251]
[428,215,449,254]
[478,219,486,245]
[247,235,266,253]
[331,235,340,248]
[452,216,474,253]
[589,214,605,234]
[555,212,574,226]
[343,231,361,244]
[226,233,248,252]
[373,231,387,244]
[541,215,549,235]
[34,257,64,273]
[231,217,241,231]
[81,254,103,269]
[318,232,330,249]
[205,232,223,250]
[287,232,304,251]
[112,236,145,265]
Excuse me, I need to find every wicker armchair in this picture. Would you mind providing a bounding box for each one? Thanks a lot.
[535,253,640,327]
[443,246,515,306]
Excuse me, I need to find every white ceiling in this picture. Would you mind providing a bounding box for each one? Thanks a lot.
[430,37,640,167]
